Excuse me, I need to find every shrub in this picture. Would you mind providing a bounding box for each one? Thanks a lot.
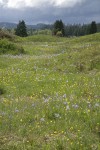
[0,39,25,55]
[0,30,15,41]
[56,31,63,37]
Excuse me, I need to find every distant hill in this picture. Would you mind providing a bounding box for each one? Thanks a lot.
[0,22,17,29]
[0,22,52,30]
[27,23,52,30]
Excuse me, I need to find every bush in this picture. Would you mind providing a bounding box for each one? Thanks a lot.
[56,31,63,37]
[0,39,25,55]
[0,30,15,40]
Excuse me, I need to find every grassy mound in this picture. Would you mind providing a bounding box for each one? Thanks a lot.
[17,33,100,72]
[16,34,66,43]
[0,39,25,55]
[69,33,100,72]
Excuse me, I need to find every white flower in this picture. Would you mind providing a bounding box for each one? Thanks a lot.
[54,113,60,118]
[95,103,99,107]
[32,103,35,107]
[66,105,70,110]
[87,102,91,108]
[40,118,45,122]
[63,101,67,105]
[44,98,49,103]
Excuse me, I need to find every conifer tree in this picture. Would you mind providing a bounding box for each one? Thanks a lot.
[53,20,65,36]
[15,20,27,37]
[89,21,97,34]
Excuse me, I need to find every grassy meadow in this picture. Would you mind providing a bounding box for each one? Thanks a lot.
[0,33,100,149]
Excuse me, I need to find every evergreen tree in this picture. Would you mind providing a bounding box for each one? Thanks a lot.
[89,21,97,34]
[97,23,100,32]
[53,20,65,36]
[15,20,27,37]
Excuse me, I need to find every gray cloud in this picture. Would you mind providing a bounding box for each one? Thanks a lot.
[0,0,86,8]
[0,0,100,24]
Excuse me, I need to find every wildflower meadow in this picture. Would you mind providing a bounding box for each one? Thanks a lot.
[0,33,100,149]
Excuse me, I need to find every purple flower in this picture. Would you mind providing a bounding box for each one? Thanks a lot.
[72,104,79,109]
[32,103,35,107]
[15,109,19,113]
[63,94,67,99]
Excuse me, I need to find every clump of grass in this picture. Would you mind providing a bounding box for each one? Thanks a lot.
[0,39,25,55]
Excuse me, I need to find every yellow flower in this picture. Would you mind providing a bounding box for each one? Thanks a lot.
[61,131,64,133]
[70,127,73,130]
[20,119,23,122]
[78,130,80,132]
[54,131,57,134]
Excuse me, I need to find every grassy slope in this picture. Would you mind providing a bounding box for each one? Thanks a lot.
[0,33,100,149]
[0,30,25,55]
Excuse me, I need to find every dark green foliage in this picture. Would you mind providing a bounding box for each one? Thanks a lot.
[15,20,28,37]
[53,20,65,36]
[97,23,100,32]
[65,24,90,37]
[0,87,5,95]
[0,39,25,55]
[89,21,97,34]
[65,21,99,37]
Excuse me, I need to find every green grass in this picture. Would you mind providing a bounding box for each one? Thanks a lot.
[0,33,100,149]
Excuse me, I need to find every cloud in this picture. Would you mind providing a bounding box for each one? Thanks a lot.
[0,0,85,8]
[0,0,100,24]
[52,0,85,7]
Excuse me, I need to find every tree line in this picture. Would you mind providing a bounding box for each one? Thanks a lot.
[53,20,98,37]
[15,20,100,37]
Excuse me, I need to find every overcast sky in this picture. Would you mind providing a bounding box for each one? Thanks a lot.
[0,0,100,24]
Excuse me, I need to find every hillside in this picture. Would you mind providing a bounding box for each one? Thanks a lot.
[0,22,17,29]
[0,22,52,30]
[0,33,100,149]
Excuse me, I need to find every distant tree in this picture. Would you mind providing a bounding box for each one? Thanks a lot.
[15,20,27,37]
[97,23,100,32]
[53,20,65,36]
[89,21,97,34]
